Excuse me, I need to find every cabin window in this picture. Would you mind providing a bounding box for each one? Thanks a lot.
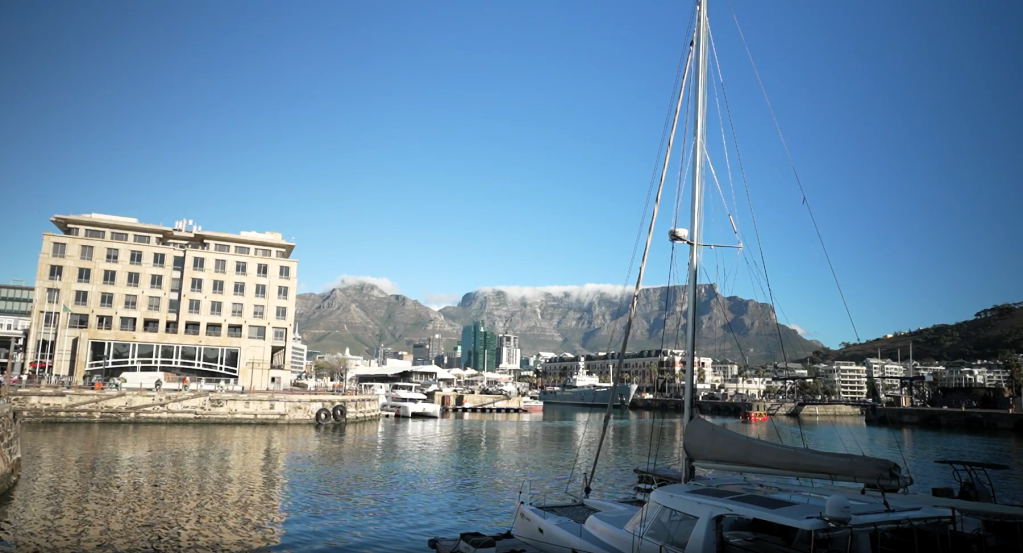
[643,506,697,550]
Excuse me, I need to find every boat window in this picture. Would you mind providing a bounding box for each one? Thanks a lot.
[624,503,658,534]
[643,506,698,550]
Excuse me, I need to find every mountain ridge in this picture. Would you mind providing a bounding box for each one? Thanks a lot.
[295,282,820,364]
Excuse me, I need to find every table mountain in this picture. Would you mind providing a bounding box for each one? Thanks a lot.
[296,282,817,364]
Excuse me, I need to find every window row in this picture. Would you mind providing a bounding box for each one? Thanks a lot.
[46,292,288,320]
[72,314,286,341]
[189,257,291,279]
[60,231,155,244]
[49,257,292,282]
[87,340,241,376]
[56,239,286,261]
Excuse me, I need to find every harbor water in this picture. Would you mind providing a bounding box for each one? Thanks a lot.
[2,406,1022,552]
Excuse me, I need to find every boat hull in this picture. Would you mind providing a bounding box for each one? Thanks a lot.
[384,402,441,418]
[538,384,637,407]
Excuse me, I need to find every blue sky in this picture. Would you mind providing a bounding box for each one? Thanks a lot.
[1,1,1020,348]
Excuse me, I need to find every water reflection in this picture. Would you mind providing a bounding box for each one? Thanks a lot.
[0,409,1020,552]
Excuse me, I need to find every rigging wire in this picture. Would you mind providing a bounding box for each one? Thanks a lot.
[724,0,860,343]
[707,24,789,368]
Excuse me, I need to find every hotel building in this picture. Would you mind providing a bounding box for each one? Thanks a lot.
[25,214,298,390]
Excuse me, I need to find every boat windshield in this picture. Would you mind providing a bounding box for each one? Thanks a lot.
[716,513,951,553]
[624,503,698,550]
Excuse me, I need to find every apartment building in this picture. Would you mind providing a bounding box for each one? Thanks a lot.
[864,358,906,390]
[0,283,33,374]
[819,361,868,400]
[25,214,298,390]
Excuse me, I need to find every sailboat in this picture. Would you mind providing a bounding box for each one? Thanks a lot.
[430,1,1023,551]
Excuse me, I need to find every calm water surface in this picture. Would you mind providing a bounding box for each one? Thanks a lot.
[2,406,1022,552]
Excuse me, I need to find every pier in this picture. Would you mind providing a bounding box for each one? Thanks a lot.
[10,389,380,424]
[430,392,528,413]
[864,405,1023,432]
[629,398,864,417]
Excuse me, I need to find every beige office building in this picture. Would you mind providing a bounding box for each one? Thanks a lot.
[25,214,298,390]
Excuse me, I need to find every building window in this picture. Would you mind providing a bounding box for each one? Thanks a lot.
[231,303,243,317]
[103,270,116,285]
[214,244,230,253]
[272,328,286,342]
[96,315,112,330]
[124,295,138,310]
[42,312,57,328]
[190,278,203,293]
[150,275,163,289]
[234,246,250,255]
[80,245,94,261]
[275,306,287,321]
[84,229,105,239]
[133,234,151,244]
[153,253,165,268]
[143,319,159,333]
[212,280,224,294]
[74,290,89,307]
[168,299,179,313]
[111,232,128,242]
[235,261,247,276]
[210,301,222,316]
[184,322,200,336]
[48,265,63,281]
[256,248,271,258]
[173,256,184,269]
[188,299,201,314]
[193,257,205,272]
[277,286,288,300]
[99,293,113,309]
[279,266,291,279]
[45,288,59,304]
[227,324,242,338]
[233,282,245,296]
[129,250,143,265]
[119,317,136,331]
[127,272,140,288]
[51,242,66,258]
[206,323,222,337]
[214,259,226,274]
[253,305,264,319]
[257,263,268,278]
[166,321,178,334]
[254,284,266,299]
[170,277,181,292]
[77,268,91,284]
[275,251,286,258]
[248,326,265,340]
[105,248,119,263]
[67,313,88,329]
[147,296,161,312]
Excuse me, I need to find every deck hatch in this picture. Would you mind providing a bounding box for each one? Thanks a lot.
[728,494,799,510]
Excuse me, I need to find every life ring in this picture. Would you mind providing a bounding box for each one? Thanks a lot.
[331,404,347,422]
[315,408,332,425]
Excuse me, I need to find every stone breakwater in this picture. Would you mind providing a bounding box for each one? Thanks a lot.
[11,389,379,424]
[0,402,22,495]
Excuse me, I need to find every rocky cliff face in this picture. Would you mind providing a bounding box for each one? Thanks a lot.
[296,282,818,363]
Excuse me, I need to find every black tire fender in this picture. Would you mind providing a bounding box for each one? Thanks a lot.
[331,404,347,422]
[315,408,332,425]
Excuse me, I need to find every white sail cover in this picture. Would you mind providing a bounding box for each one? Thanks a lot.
[684,417,912,490]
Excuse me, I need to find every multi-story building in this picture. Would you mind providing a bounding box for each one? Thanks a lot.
[864,358,906,390]
[538,354,585,383]
[497,333,521,370]
[540,349,712,394]
[0,283,33,374]
[460,321,497,372]
[290,333,308,379]
[819,361,868,400]
[25,214,297,389]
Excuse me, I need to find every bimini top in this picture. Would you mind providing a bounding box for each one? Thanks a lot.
[684,417,912,490]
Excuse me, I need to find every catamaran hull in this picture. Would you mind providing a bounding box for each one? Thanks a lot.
[538,384,637,407]
[384,402,441,418]
[511,503,618,553]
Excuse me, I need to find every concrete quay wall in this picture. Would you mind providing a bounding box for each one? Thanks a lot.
[0,403,21,496]
[865,405,1023,432]
[430,392,522,409]
[11,389,379,424]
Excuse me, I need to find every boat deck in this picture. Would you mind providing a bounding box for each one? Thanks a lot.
[428,533,544,553]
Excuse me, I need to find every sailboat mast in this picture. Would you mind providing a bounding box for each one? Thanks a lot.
[681,0,709,484]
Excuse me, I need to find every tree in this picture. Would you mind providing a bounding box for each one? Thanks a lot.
[1002,355,1023,398]
[697,367,706,384]
[313,356,346,383]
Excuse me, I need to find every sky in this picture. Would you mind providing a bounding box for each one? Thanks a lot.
[1,1,1021,349]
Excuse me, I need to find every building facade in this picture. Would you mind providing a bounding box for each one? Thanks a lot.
[25,214,297,389]
[460,321,497,372]
[497,333,521,370]
[819,361,868,400]
[0,283,33,374]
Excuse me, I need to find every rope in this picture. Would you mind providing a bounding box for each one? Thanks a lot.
[724,1,860,342]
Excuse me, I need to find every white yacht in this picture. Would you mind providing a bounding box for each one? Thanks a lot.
[357,382,389,406]
[382,382,441,418]
[538,372,637,408]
